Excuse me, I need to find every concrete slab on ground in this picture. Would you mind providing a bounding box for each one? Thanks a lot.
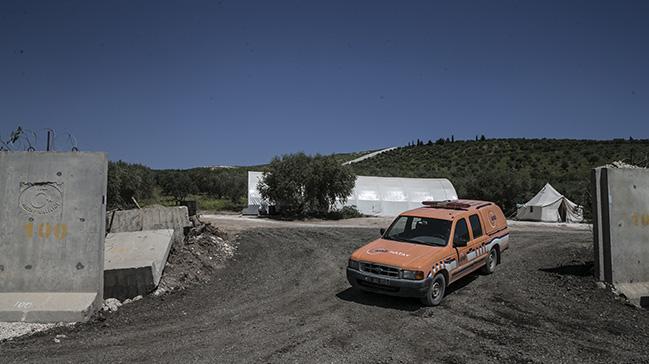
[104,229,174,300]
[0,292,98,323]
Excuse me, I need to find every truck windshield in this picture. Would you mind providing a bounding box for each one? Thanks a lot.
[383,216,451,247]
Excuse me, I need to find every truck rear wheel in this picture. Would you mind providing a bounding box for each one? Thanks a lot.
[481,248,498,274]
[420,273,446,306]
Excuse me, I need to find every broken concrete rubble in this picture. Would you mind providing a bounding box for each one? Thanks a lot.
[157,220,236,293]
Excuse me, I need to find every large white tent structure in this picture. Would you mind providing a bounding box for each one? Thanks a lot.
[344,175,457,216]
[516,183,583,223]
[245,171,458,217]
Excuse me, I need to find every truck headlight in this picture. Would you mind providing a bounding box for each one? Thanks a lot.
[348,259,360,270]
[402,270,424,280]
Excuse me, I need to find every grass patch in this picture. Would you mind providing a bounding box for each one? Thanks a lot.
[142,192,245,213]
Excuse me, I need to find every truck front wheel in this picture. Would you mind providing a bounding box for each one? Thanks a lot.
[420,273,446,306]
[481,248,499,274]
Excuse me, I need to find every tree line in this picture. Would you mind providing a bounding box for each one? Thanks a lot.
[101,137,649,218]
[107,162,248,210]
[107,155,356,218]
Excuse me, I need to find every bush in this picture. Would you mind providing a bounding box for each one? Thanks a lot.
[258,153,356,217]
[325,206,364,220]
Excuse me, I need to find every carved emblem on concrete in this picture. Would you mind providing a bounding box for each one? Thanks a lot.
[19,182,63,215]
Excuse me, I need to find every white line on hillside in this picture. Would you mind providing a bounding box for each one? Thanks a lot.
[342,147,397,165]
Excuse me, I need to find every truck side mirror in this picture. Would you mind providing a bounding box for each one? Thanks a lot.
[380,228,385,235]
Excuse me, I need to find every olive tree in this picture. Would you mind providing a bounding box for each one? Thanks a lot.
[258,153,356,216]
[159,171,198,204]
[107,161,155,209]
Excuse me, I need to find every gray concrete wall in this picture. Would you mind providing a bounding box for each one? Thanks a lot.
[603,168,649,284]
[107,206,190,249]
[0,152,107,322]
[593,166,649,308]
[592,167,605,281]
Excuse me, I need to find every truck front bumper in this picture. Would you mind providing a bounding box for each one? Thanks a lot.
[346,268,432,298]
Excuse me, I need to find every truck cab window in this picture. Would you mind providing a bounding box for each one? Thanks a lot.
[469,214,483,238]
[453,218,469,245]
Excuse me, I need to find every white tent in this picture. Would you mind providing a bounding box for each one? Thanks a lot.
[516,183,583,223]
[344,175,457,216]
[245,171,458,217]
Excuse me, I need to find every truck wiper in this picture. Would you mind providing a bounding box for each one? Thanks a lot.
[386,235,444,247]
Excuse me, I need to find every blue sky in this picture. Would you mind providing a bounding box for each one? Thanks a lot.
[1,0,648,168]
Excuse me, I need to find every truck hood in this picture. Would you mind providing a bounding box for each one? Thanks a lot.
[351,238,445,270]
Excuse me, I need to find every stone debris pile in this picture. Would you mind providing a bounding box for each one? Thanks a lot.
[156,219,237,295]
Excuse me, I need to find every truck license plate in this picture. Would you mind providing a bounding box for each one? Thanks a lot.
[366,276,389,285]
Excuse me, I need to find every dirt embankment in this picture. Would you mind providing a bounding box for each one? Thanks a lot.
[2,225,648,363]
[155,219,237,294]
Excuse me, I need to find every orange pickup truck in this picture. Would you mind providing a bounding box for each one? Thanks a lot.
[347,200,509,306]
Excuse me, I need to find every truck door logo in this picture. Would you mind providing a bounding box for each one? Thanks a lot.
[488,211,497,227]
[367,248,388,255]
[367,248,410,257]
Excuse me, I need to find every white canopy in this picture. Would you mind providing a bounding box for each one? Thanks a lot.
[344,175,457,216]
[246,171,458,217]
[516,183,583,223]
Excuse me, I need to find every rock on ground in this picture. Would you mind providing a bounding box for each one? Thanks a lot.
[0,322,60,342]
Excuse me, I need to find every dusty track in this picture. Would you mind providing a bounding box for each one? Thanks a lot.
[2,225,649,363]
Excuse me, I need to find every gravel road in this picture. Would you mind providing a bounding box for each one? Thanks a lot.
[2,225,648,363]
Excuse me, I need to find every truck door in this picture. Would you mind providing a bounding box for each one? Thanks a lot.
[467,213,489,260]
[450,218,471,280]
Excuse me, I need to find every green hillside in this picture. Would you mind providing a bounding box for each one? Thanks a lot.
[349,138,649,218]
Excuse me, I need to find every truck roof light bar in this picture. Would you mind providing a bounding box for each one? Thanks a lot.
[421,200,471,210]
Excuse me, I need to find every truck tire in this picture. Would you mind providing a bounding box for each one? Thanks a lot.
[420,273,446,306]
[481,248,498,274]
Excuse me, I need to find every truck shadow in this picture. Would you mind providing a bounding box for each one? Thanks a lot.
[539,261,593,277]
[336,273,480,311]
[336,287,421,311]
[445,274,479,295]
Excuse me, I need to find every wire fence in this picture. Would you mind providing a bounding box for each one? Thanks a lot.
[0,127,79,152]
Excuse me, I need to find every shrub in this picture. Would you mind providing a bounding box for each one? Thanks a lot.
[326,206,364,220]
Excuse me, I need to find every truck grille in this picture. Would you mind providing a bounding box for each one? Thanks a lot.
[359,262,400,277]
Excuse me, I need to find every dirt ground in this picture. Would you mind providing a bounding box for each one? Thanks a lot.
[2,218,648,363]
